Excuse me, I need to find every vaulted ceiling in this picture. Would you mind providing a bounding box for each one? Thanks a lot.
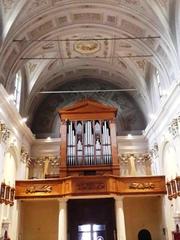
[0,0,179,127]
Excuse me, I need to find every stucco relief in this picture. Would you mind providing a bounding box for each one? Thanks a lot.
[120,19,146,36]
[31,0,50,8]
[2,0,15,12]
[56,16,68,27]
[28,21,54,39]
[27,0,51,14]
[106,15,117,25]
[42,42,55,50]
[64,36,109,59]
[27,62,38,74]
[73,13,102,23]
[74,40,100,55]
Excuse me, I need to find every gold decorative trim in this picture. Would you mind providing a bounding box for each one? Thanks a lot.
[76,182,105,191]
[129,182,155,190]
[25,185,52,194]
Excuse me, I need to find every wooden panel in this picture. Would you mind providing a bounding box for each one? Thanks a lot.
[15,176,166,199]
[59,99,117,121]
[59,120,67,178]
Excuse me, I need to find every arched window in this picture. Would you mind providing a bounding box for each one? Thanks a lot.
[13,71,22,111]
[138,229,152,240]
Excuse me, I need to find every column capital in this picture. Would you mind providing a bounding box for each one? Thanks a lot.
[150,143,159,159]
[0,121,11,144]
[114,196,124,201]
[58,198,68,204]
[168,118,179,138]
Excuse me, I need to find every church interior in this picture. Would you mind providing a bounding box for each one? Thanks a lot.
[0,0,180,239]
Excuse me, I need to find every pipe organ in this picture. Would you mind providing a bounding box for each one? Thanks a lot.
[59,100,119,177]
[67,120,112,166]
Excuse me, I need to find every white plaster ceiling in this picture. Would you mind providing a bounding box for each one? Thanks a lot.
[0,0,179,119]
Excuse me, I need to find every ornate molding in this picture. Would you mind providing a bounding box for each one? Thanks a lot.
[2,0,15,13]
[31,156,59,167]
[26,185,52,194]
[150,143,159,159]
[76,182,105,191]
[169,118,179,138]
[15,176,166,199]
[119,153,151,164]
[0,121,11,144]
[129,182,155,190]
[21,147,31,166]
[30,156,60,178]
[74,40,100,55]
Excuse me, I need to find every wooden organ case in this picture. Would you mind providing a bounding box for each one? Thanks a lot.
[59,100,120,177]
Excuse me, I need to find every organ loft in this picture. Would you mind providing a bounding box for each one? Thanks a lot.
[59,99,120,177]
[15,99,166,240]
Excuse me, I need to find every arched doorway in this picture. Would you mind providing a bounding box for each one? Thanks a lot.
[138,229,152,240]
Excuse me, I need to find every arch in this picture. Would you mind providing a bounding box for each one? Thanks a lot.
[138,229,152,240]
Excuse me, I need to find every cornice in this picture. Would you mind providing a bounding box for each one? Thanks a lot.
[144,80,180,142]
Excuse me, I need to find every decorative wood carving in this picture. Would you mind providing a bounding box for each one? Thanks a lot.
[15,175,166,199]
[59,99,117,121]
[128,182,155,190]
[26,185,52,194]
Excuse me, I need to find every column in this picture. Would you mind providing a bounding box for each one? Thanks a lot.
[115,197,126,240]
[129,155,136,176]
[58,199,67,240]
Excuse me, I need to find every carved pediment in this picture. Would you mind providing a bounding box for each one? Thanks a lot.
[59,99,117,120]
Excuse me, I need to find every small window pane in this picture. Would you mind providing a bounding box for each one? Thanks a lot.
[78,224,91,232]
[93,224,106,231]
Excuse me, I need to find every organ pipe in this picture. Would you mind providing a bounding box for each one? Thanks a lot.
[67,120,112,166]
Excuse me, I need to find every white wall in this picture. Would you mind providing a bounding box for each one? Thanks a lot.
[0,85,34,239]
[145,80,180,239]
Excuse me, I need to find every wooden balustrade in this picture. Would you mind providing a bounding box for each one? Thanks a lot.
[15,175,166,199]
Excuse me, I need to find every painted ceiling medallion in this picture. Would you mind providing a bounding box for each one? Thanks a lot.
[74,40,100,55]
